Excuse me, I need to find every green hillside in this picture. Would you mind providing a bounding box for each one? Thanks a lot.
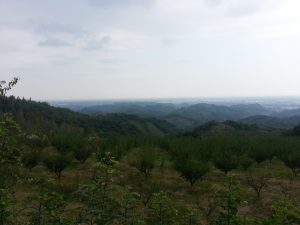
[0,96,176,136]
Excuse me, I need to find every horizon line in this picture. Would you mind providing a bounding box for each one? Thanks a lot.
[42,95,300,103]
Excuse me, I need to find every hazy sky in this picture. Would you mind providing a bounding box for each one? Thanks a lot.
[1,0,300,100]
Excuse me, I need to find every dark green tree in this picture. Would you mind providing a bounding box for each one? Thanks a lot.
[0,77,20,225]
[43,147,73,179]
[21,149,40,171]
[73,146,91,164]
[174,157,210,186]
[127,148,156,177]
[238,155,253,171]
[280,149,300,181]
[214,151,238,175]
[292,124,300,136]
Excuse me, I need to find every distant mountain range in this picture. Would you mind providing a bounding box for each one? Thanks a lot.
[162,103,270,129]
[81,102,179,117]
[79,102,300,129]
[0,96,176,136]
[239,115,300,129]
[2,96,300,134]
[184,120,260,137]
[273,108,300,118]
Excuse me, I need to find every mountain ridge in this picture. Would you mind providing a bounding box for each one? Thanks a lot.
[0,96,177,136]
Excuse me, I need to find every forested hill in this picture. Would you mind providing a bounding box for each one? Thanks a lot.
[163,103,270,129]
[0,96,176,136]
[81,102,178,117]
[79,101,300,129]
[239,115,300,129]
[80,102,272,129]
[184,120,261,137]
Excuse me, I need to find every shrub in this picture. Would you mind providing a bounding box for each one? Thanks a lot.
[23,187,72,225]
[209,176,247,225]
[76,158,118,224]
[262,198,300,225]
[147,192,177,225]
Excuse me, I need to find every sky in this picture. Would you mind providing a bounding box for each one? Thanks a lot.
[1,0,300,100]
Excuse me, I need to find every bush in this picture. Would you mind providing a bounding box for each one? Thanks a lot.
[262,198,300,225]
[209,176,247,225]
[23,186,72,225]
[146,192,178,225]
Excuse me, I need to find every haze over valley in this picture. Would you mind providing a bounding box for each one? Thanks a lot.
[50,97,300,129]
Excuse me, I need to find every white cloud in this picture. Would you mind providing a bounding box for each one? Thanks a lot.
[1,0,300,99]
[38,38,71,47]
